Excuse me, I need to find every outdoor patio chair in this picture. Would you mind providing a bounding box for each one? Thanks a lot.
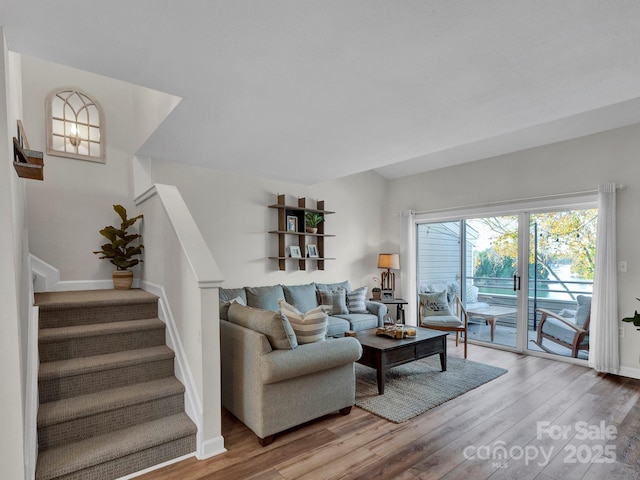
[533,295,591,358]
[418,291,468,358]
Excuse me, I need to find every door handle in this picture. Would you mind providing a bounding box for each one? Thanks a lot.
[513,274,521,291]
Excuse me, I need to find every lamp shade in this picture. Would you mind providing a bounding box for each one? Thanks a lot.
[377,253,400,270]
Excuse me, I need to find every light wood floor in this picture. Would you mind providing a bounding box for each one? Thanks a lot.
[138,341,640,480]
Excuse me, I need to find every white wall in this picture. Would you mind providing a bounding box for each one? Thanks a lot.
[0,30,29,480]
[20,55,178,284]
[149,159,388,291]
[386,123,640,372]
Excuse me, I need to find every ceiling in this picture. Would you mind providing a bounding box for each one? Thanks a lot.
[2,1,640,185]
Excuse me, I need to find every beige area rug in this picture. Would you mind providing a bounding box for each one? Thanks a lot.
[355,356,507,423]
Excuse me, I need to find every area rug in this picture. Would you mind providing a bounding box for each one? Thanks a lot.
[355,356,507,423]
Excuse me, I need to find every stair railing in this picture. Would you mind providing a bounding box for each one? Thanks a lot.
[135,183,226,460]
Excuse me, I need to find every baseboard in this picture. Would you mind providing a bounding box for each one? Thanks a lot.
[24,305,39,480]
[30,254,59,292]
[617,365,640,380]
[117,452,196,480]
[53,279,118,291]
[198,435,226,460]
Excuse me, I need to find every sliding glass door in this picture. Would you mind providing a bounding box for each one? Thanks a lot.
[416,215,521,349]
[526,210,596,359]
[416,207,596,360]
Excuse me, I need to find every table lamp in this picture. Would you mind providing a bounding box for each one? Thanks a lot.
[377,253,400,292]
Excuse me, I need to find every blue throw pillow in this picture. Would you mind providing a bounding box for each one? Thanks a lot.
[245,285,285,311]
[283,283,319,313]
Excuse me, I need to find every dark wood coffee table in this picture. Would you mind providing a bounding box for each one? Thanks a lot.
[356,328,447,394]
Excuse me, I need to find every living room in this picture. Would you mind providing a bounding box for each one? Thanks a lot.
[2,3,640,479]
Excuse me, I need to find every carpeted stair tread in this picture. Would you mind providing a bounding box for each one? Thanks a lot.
[35,289,158,308]
[38,377,185,427]
[38,345,174,380]
[35,413,197,480]
[39,318,164,342]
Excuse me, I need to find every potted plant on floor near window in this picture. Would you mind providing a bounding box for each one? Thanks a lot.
[93,204,144,290]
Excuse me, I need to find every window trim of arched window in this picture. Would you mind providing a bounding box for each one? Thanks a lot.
[46,87,106,162]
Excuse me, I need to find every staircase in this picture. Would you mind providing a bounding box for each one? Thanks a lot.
[34,289,197,480]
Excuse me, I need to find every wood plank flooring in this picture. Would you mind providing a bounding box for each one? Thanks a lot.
[137,341,640,480]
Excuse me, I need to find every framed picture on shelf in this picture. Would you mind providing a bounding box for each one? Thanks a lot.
[289,245,302,258]
[286,215,298,232]
[381,289,394,300]
[307,244,318,258]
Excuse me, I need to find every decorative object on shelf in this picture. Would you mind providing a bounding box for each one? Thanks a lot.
[93,204,144,290]
[307,244,318,258]
[289,245,302,258]
[304,212,324,234]
[13,120,44,180]
[268,194,335,270]
[371,275,382,299]
[46,88,105,162]
[378,253,400,293]
[622,297,640,330]
[381,289,394,300]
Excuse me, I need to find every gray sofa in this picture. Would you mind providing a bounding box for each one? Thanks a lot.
[218,281,384,445]
[219,281,387,336]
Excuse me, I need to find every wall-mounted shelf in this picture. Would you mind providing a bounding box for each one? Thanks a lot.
[268,194,335,271]
[13,120,44,181]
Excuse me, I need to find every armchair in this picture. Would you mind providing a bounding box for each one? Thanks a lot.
[534,295,591,358]
[418,291,468,358]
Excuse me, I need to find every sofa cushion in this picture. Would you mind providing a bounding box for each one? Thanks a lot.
[228,303,297,350]
[346,286,368,313]
[316,280,352,294]
[283,283,319,313]
[278,299,328,344]
[318,288,348,315]
[326,316,350,337]
[245,285,285,311]
[333,313,378,331]
[219,287,247,304]
[219,295,246,320]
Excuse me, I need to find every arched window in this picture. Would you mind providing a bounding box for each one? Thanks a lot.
[46,88,105,162]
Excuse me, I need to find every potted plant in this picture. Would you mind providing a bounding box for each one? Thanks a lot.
[93,204,144,290]
[372,276,382,300]
[304,212,324,234]
[622,298,640,330]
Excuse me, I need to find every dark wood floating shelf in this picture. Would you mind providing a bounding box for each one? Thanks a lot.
[13,121,44,181]
[268,230,336,237]
[269,194,335,271]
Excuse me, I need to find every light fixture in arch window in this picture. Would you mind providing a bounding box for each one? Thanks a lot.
[46,88,105,162]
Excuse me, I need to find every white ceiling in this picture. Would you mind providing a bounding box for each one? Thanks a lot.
[2,1,640,185]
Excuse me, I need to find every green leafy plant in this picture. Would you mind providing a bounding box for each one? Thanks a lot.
[304,212,324,228]
[622,298,640,330]
[93,204,144,270]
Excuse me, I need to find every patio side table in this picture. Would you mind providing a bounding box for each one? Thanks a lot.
[370,298,408,323]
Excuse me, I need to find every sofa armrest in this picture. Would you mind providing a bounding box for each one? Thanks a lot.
[261,337,362,385]
[365,301,387,327]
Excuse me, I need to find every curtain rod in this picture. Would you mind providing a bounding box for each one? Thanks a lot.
[402,183,625,217]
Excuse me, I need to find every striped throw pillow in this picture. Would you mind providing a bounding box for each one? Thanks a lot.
[347,286,368,313]
[279,299,328,344]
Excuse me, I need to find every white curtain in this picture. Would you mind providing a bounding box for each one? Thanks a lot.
[399,210,417,326]
[589,183,619,374]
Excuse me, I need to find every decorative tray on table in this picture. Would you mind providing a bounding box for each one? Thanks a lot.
[375,326,398,338]
[375,326,418,339]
